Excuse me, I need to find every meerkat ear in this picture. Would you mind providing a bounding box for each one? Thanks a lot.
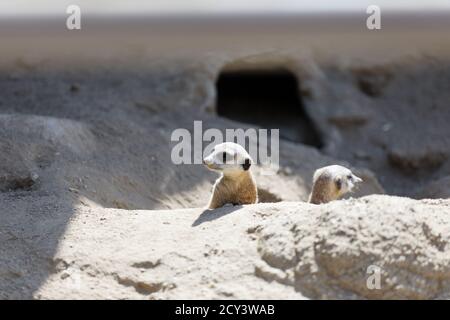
[242,158,251,171]
[335,178,342,190]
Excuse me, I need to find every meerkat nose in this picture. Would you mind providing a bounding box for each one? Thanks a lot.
[354,175,363,183]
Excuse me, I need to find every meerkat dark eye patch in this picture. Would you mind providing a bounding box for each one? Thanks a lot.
[335,178,342,190]
[222,152,227,163]
[347,174,352,180]
[242,158,251,171]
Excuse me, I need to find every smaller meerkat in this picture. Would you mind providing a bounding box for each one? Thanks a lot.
[203,142,258,209]
[308,165,362,204]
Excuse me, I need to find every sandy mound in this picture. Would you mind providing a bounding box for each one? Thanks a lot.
[257,196,450,299]
[1,196,448,299]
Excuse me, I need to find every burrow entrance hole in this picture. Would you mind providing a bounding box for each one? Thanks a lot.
[216,68,323,148]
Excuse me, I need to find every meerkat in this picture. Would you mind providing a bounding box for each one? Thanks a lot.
[203,142,258,209]
[308,165,362,204]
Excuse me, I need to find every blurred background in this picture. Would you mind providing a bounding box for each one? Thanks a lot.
[1,0,450,58]
[2,0,450,14]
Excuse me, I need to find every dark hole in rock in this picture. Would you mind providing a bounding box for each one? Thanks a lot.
[216,69,323,148]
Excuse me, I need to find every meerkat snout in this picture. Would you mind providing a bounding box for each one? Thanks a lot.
[203,142,257,209]
[335,172,362,195]
[308,165,363,204]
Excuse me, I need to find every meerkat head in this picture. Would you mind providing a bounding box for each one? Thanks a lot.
[203,142,253,175]
[314,165,363,198]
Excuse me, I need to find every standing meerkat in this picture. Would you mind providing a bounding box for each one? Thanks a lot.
[203,142,258,209]
[308,165,362,204]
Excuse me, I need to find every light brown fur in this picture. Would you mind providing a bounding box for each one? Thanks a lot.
[208,171,258,209]
[308,173,341,204]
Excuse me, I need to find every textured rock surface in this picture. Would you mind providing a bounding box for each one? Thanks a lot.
[1,196,449,299]
[257,196,450,299]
